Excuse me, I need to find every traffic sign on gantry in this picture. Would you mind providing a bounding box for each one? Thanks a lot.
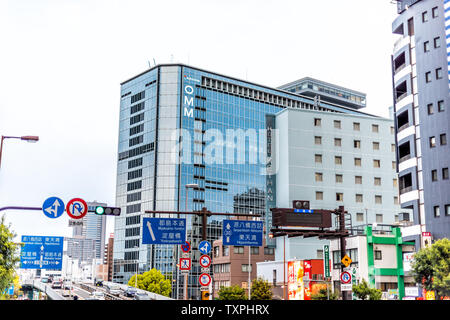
[142,217,186,245]
[20,235,64,270]
[222,219,263,246]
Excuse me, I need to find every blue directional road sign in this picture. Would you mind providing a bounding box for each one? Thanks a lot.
[20,235,64,270]
[198,240,211,255]
[42,197,65,219]
[142,217,186,245]
[222,219,263,246]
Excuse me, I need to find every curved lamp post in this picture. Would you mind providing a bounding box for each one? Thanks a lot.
[0,135,39,168]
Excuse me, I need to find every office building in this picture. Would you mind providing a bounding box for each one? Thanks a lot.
[391,0,450,244]
[114,63,395,299]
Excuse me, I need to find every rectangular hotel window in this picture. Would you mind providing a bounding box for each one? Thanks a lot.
[373,142,380,150]
[446,205,450,216]
[234,246,244,254]
[376,214,383,223]
[355,176,362,184]
[422,11,428,22]
[354,158,362,167]
[392,161,396,169]
[434,37,441,48]
[335,156,342,165]
[438,100,445,112]
[436,68,443,80]
[442,168,449,180]
[354,140,361,148]
[424,41,430,52]
[391,144,396,152]
[334,138,342,147]
[316,191,323,200]
[356,213,364,222]
[434,206,440,217]
[315,136,322,145]
[426,71,432,83]
[393,178,398,187]
[315,172,323,182]
[440,133,447,145]
[314,118,322,127]
[430,136,436,148]
[334,120,341,129]
[432,169,438,181]
[428,103,434,115]
[355,194,363,203]
[375,195,382,204]
[394,196,399,205]
[315,154,322,163]
[374,177,381,186]
[336,174,343,183]
[336,193,344,202]
[432,6,438,18]
[390,126,395,134]
[375,250,382,260]
[353,122,360,131]
[373,159,381,168]
[372,124,379,133]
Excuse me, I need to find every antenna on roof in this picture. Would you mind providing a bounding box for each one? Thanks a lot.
[153,58,156,66]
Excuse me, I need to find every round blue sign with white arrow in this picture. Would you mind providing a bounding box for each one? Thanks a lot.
[42,197,65,219]
[198,240,211,255]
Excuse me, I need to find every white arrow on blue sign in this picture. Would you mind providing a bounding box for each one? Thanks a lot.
[42,197,65,219]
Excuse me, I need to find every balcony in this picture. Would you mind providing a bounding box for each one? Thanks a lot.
[400,186,413,195]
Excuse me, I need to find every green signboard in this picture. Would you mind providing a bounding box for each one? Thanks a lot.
[323,245,330,278]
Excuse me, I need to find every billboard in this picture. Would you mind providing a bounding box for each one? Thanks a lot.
[288,260,314,300]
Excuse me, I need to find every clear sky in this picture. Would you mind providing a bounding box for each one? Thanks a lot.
[0,0,399,242]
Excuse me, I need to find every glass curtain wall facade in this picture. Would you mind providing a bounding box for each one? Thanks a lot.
[113,64,376,299]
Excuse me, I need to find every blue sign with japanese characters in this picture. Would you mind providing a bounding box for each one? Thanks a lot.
[222,220,263,246]
[20,235,64,270]
[142,217,186,245]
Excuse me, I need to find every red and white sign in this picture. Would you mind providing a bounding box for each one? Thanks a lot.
[181,241,191,253]
[179,257,191,271]
[199,255,211,268]
[66,198,88,220]
[199,273,211,287]
[422,232,432,248]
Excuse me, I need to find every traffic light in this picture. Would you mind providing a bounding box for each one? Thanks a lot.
[201,291,210,300]
[94,206,121,216]
[293,200,310,210]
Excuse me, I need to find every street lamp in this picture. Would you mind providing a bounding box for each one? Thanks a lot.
[0,135,39,168]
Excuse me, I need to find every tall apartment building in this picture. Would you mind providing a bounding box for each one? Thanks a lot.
[114,64,393,299]
[391,0,450,244]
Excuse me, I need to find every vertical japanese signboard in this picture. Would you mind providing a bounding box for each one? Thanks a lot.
[323,244,330,278]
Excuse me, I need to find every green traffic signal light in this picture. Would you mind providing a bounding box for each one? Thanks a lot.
[95,206,105,215]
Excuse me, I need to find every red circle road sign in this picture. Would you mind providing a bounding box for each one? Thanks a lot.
[66,198,88,220]
[181,241,191,253]
[340,271,351,284]
[199,273,211,287]
[199,255,211,268]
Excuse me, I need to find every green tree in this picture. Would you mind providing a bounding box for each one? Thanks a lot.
[250,278,272,300]
[352,278,382,300]
[217,285,247,300]
[128,268,172,297]
[311,284,339,300]
[0,216,20,298]
[411,238,450,299]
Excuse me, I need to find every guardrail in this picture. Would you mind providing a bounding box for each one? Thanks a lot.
[21,280,64,300]
[78,282,122,300]
[101,281,172,300]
